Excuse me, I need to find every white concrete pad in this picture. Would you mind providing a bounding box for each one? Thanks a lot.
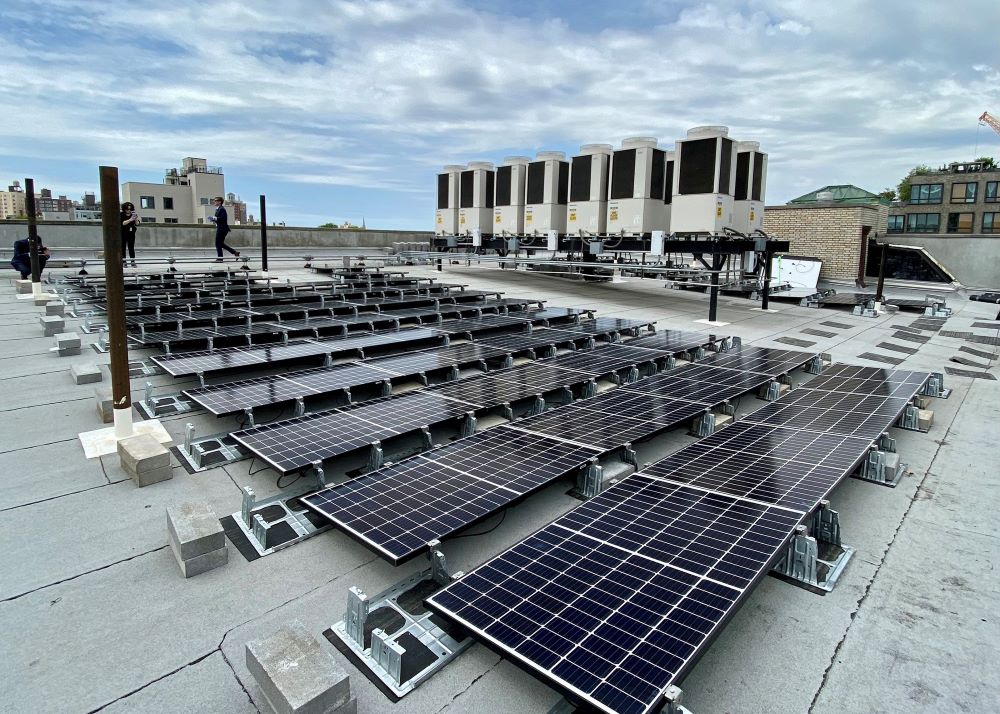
[694,318,731,326]
[79,418,172,459]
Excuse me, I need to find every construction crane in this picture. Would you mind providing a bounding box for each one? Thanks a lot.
[980,111,1000,139]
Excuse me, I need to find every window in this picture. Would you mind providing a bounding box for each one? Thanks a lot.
[139,196,155,209]
[905,213,940,233]
[950,182,977,203]
[197,218,204,224]
[983,212,999,234]
[200,197,210,205]
[887,215,904,233]
[164,217,179,224]
[946,212,973,233]
[140,216,155,223]
[909,184,942,204]
[986,181,999,203]
[163,197,174,210]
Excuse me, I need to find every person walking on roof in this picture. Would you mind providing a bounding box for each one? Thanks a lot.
[209,196,240,262]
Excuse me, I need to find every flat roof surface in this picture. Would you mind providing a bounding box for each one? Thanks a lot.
[2,260,998,714]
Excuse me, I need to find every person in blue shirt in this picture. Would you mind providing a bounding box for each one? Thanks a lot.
[208,196,240,262]
[10,235,49,279]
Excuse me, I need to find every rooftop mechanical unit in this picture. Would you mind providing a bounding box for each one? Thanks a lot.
[606,137,670,236]
[458,161,495,236]
[671,125,737,234]
[567,144,612,236]
[523,151,569,235]
[493,156,530,236]
[733,141,768,234]
[435,165,464,236]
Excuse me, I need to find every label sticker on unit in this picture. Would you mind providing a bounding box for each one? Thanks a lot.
[495,214,501,223]
[610,210,618,221]
[436,214,442,223]
[716,203,723,217]
[569,211,577,222]
[460,215,465,224]
[750,209,755,220]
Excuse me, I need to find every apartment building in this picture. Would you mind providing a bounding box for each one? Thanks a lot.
[889,161,1000,235]
[122,157,226,224]
[0,182,27,219]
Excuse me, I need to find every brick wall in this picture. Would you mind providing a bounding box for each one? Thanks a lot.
[763,204,884,280]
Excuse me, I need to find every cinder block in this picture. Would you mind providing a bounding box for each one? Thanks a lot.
[246,621,352,714]
[132,463,174,487]
[171,542,228,578]
[34,294,53,306]
[16,279,32,294]
[40,315,65,336]
[55,332,81,349]
[919,408,934,431]
[167,502,225,561]
[95,389,113,423]
[45,301,66,316]
[119,433,171,473]
[71,363,103,385]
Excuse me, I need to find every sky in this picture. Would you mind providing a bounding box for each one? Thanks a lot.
[1,0,998,230]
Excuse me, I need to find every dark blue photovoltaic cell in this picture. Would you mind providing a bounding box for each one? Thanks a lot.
[427,476,802,714]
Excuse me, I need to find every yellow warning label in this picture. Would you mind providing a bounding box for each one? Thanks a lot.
[436,215,442,224]
[750,210,755,220]
[716,204,722,217]
[610,210,619,221]
[460,215,465,225]
[495,214,501,223]
[569,212,577,222]
[526,214,532,223]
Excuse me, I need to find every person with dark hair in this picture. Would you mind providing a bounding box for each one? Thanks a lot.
[208,196,240,262]
[120,201,140,267]
[10,235,49,279]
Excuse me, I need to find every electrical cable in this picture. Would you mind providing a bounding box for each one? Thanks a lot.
[447,508,508,540]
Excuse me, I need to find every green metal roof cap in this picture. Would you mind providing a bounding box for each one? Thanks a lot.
[788,184,890,206]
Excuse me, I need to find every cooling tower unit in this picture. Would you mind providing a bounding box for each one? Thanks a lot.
[493,156,530,236]
[606,137,670,236]
[732,141,768,234]
[671,126,737,234]
[567,144,612,236]
[435,165,464,236]
[458,161,495,235]
[524,151,569,235]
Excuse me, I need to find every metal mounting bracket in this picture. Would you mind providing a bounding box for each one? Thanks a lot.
[921,372,950,399]
[575,458,604,499]
[369,440,384,471]
[856,440,905,487]
[461,411,478,438]
[771,501,854,594]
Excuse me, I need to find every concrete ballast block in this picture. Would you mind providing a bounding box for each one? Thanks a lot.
[246,621,352,714]
[119,434,173,486]
[171,542,228,578]
[132,464,174,487]
[45,301,66,316]
[55,332,81,350]
[95,388,114,423]
[41,315,65,336]
[71,363,103,385]
[167,502,225,561]
[16,279,32,294]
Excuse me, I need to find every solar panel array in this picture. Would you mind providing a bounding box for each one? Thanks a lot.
[427,363,931,714]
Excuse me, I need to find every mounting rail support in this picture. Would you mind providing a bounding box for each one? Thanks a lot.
[856,436,905,487]
[921,372,950,399]
[772,501,854,594]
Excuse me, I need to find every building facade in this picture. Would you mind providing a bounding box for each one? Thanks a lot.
[122,157,226,225]
[889,161,1000,236]
[762,185,890,281]
[0,182,26,219]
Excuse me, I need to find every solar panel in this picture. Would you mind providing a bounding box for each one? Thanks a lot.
[623,330,722,353]
[642,421,873,512]
[364,343,507,376]
[556,317,656,335]
[151,340,333,377]
[797,364,929,398]
[426,475,802,714]
[301,426,601,564]
[620,370,769,404]
[741,388,913,440]
[546,344,669,375]
[699,346,818,375]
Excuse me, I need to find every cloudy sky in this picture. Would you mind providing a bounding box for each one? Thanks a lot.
[1,0,997,229]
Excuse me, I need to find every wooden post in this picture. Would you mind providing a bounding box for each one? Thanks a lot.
[259,195,268,273]
[24,178,41,294]
[99,166,133,437]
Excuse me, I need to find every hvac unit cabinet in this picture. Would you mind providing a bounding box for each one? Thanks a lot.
[524,151,569,235]
[458,161,495,235]
[732,141,768,234]
[493,156,529,235]
[606,137,670,235]
[435,165,464,235]
[567,144,612,236]
[671,126,737,234]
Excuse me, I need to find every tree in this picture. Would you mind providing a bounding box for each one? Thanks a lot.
[897,164,932,202]
[318,222,338,228]
[877,187,897,202]
[975,156,996,168]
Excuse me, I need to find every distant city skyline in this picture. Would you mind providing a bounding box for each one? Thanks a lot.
[1,0,998,230]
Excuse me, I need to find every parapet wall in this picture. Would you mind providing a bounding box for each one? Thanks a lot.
[0,221,433,251]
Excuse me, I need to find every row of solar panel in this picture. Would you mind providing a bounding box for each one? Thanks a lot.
[232,329,727,474]
[149,310,616,376]
[425,364,931,714]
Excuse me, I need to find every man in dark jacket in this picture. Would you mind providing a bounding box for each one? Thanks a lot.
[209,196,240,262]
[10,235,49,279]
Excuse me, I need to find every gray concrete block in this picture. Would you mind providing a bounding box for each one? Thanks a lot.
[131,464,174,488]
[70,363,103,385]
[167,502,225,561]
[45,301,66,316]
[246,621,351,714]
[15,279,32,294]
[118,433,171,475]
[58,347,82,357]
[34,295,53,306]
[40,315,65,336]
[55,332,81,350]
[95,389,113,423]
[170,541,228,578]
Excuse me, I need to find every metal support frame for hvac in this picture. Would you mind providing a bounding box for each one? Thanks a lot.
[772,500,854,594]
[331,541,472,698]
[855,434,906,487]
